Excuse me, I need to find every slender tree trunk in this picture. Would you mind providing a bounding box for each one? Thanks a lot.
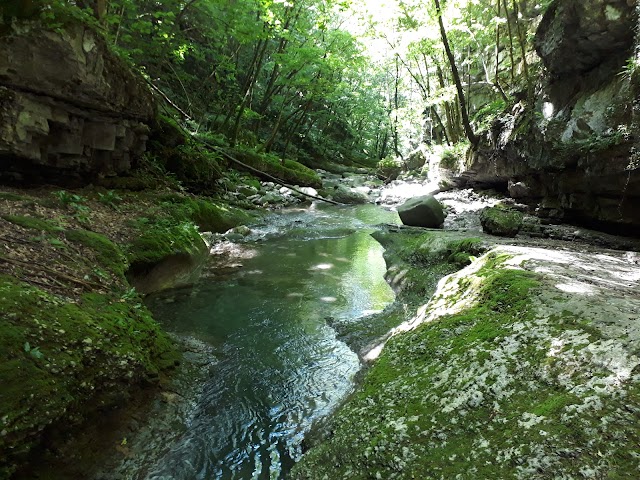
[435,63,457,144]
[228,37,270,146]
[512,0,531,93]
[393,55,402,158]
[493,0,509,102]
[434,0,478,146]
[502,0,516,86]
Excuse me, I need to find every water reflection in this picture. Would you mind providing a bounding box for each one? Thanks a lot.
[144,204,399,479]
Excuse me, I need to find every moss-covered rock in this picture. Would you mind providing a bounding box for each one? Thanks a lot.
[0,277,178,478]
[157,193,255,233]
[480,206,523,237]
[234,148,322,188]
[126,219,206,269]
[293,246,640,479]
[64,229,128,280]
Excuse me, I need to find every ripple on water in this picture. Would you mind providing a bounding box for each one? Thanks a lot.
[140,205,398,479]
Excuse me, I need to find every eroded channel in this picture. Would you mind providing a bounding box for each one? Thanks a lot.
[120,204,399,479]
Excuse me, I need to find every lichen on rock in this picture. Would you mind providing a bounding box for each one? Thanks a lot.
[293,245,640,479]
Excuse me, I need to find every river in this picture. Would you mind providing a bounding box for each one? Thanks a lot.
[135,203,399,479]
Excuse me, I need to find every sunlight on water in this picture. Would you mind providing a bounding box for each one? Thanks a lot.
[144,204,399,479]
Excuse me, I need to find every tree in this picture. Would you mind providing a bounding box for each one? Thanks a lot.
[433,0,478,147]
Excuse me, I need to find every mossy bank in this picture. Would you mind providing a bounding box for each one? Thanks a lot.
[293,238,640,478]
[0,187,254,478]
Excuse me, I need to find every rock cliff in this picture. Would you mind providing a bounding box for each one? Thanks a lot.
[460,0,640,234]
[0,21,155,185]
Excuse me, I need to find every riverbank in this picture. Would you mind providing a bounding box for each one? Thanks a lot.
[292,209,640,478]
[0,168,389,478]
[0,184,257,478]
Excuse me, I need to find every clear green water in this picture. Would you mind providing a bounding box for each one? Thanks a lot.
[144,204,399,479]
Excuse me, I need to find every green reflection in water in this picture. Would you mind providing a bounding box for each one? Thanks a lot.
[144,204,398,479]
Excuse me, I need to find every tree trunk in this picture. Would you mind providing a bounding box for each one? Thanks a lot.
[502,0,516,86]
[434,0,478,146]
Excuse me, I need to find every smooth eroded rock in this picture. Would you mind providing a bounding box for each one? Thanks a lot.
[397,195,446,228]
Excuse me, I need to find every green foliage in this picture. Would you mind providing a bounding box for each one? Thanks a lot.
[23,342,44,360]
[618,55,640,80]
[472,99,507,131]
[55,191,91,224]
[97,190,123,210]
[439,142,469,170]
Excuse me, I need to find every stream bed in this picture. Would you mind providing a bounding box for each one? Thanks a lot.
[132,204,400,479]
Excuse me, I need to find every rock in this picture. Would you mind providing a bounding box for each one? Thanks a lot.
[0,21,155,183]
[397,195,446,228]
[507,180,531,199]
[231,225,251,236]
[480,206,523,237]
[237,185,258,196]
[298,186,318,197]
[331,185,370,204]
[534,0,636,79]
[258,192,280,204]
[405,148,427,171]
[458,0,640,234]
[353,186,371,195]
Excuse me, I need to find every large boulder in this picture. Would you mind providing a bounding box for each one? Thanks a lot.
[397,195,446,228]
[405,148,427,171]
[0,21,155,184]
[331,184,370,204]
[480,206,524,237]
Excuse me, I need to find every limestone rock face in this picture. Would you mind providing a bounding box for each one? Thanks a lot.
[459,0,640,234]
[397,195,446,228]
[0,22,155,183]
[535,0,636,80]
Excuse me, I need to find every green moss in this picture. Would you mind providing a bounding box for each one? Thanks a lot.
[0,192,29,202]
[293,264,540,479]
[158,193,254,233]
[480,206,524,237]
[64,229,128,279]
[0,276,178,477]
[234,147,322,188]
[294,248,640,478]
[127,218,205,268]
[553,129,629,160]
[1,215,63,232]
